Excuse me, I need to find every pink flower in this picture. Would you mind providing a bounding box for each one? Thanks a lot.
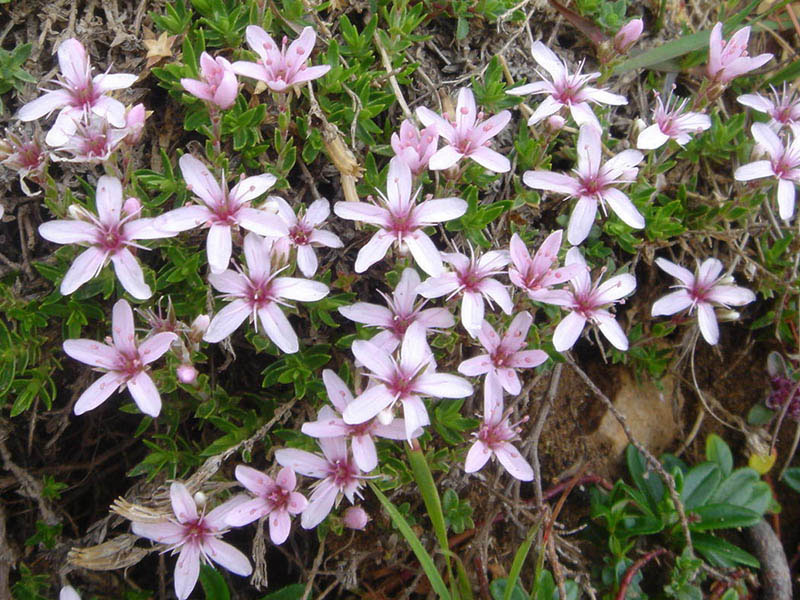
[176,364,198,384]
[233,26,330,92]
[738,85,800,131]
[275,437,364,529]
[343,506,369,530]
[614,19,644,54]
[458,313,547,395]
[181,52,239,110]
[416,88,511,172]
[225,465,308,544]
[734,123,800,220]
[391,119,439,175]
[203,233,329,353]
[39,176,171,298]
[52,113,129,163]
[507,42,627,131]
[338,267,454,355]
[343,322,473,440]
[0,130,47,196]
[63,299,177,416]
[270,196,342,277]
[464,381,533,481]
[301,369,416,472]
[333,157,467,275]
[707,22,772,85]
[523,124,644,245]
[154,154,287,273]
[416,248,512,337]
[508,231,580,305]
[637,90,711,150]
[124,103,147,144]
[553,247,636,352]
[131,483,252,600]
[17,38,136,147]
[651,257,755,345]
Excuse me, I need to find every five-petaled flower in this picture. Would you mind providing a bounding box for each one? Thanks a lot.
[416,248,512,337]
[301,369,416,472]
[651,257,756,345]
[508,231,580,306]
[18,38,136,147]
[553,247,636,352]
[464,381,534,481]
[233,26,330,92]
[343,322,473,441]
[39,175,171,299]
[270,196,342,277]
[416,87,511,172]
[155,154,287,274]
[738,84,800,131]
[458,313,547,396]
[181,52,239,110]
[523,124,644,245]
[707,22,772,85]
[131,483,252,600]
[225,465,308,544]
[637,89,711,150]
[507,41,627,131]
[63,299,177,416]
[275,437,364,529]
[734,122,800,220]
[338,267,454,355]
[203,232,329,353]
[333,157,467,275]
[391,119,439,175]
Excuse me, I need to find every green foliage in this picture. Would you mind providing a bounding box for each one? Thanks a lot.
[574,0,629,31]
[433,398,479,445]
[199,565,230,600]
[11,564,49,600]
[0,43,35,114]
[25,521,62,549]
[190,0,256,49]
[472,56,521,113]
[442,488,474,534]
[151,0,194,34]
[446,186,512,248]
[258,584,306,600]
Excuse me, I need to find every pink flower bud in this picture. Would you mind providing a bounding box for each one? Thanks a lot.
[122,196,141,217]
[546,115,566,132]
[177,364,198,384]
[190,314,210,340]
[125,103,147,144]
[181,52,239,110]
[613,19,644,54]
[343,506,369,530]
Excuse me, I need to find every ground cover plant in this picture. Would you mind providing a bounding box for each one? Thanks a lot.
[3,0,800,598]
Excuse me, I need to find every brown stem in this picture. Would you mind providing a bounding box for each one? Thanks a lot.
[615,549,669,600]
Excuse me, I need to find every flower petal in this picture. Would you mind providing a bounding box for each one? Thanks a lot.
[139,332,178,365]
[651,290,693,316]
[494,443,534,481]
[464,441,492,473]
[127,371,162,417]
[258,303,299,353]
[74,371,126,415]
[351,433,378,472]
[567,197,597,245]
[174,542,201,600]
[405,231,444,277]
[204,537,252,576]
[63,339,120,370]
[179,154,223,208]
[553,311,586,352]
[207,223,232,274]
[272,277,329,302]
[39,220,96,244]
[204,299,251,343]
[697,302,719,345]
[734,160,774,182]
[275,448,329,478]
[110,249,152,300]
[354,231,394,273]
[343,384,395,425]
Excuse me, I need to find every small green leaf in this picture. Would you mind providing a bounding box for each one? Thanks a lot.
[705,434,733,477]
[199,565,230,600]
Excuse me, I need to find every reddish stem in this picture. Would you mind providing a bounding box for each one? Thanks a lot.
[615,549,669,600]
[538,474,614,503]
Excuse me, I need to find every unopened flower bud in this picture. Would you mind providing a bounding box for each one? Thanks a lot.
[125,103,147,144]
[396,241,410,257]
[613,19,644,54]
[122,197,141,217]
[546,115,566,132]
[343,506,369,530]
[193,491,207,507]
[190,314,210,339]
[717,309,741,322]
[377,408,394,425]
[177,364,198,384]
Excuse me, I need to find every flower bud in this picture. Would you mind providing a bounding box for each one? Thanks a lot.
[613,19,644,54]
[193,491,208,507]
[546,115,566,132]
[125,103,147,144]
[343,506,369,530]
[377,408,394,425]
[122,196,141,217]
[190,314,210,339]
[177,364,198,384]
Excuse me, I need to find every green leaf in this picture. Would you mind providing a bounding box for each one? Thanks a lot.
[503,521,540,600]
[689,504,762,531]
[490,579,527,600]
[782,467,800,494]
[746,403,775,426]
[692,532,760,568]
[626,445,665,513]
[258,584,305,600]
[199,565,230,600]
[705,434,733,477]
[681,463,721,510]
[712,468,759,505]
[369,482,451,600]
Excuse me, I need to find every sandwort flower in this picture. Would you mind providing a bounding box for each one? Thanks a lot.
[233,26,330,92]
[333,157,466,275]
[416,248,512,337]
[508,231,580,306]
[225,465,308,544]
[465,381,533,481]
[131,483,252,600]
[0,130,47,195]
[52,112,129,163]
[39,176,171,298]
[338,267,454,355]
[651,257,755,345]
[637,89,711,150]
[181,52,239,110]
[391,119,439,175]
[507,41,627,131]
[270,196,342,277]
[203,233,329,353]
[18,38,136,146]
[275,437,364,529]
[155,154,287,273]
[458,313,547,395]
[707,22,772,84]
[301,370,416,472]
[738,84,800,131]
[734,122,800,220]
[64,299,177,416]
[343,322,473,441]
[613,19,644,54]
[416,88,511,172]
[523,124,644,245]
[553,247,636,352]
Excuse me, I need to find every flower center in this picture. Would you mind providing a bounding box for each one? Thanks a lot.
[248,281,275,308]
[457,269,482,292]
[330,458,357,487]
[290,223,312,246]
